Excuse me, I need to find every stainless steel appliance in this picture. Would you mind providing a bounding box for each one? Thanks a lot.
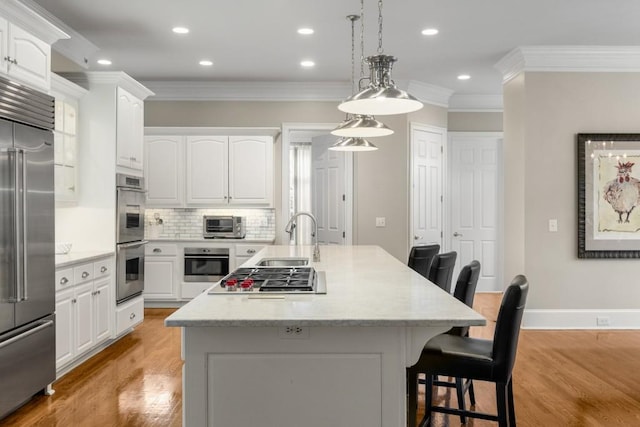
[208,267,327,294]
[203,215,246,239]
[184,248,230,282]
[0,77,56,419]
[116,173,147,304]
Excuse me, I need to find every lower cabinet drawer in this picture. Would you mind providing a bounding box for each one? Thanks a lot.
[115,297,144,335]
[181,282,213,299]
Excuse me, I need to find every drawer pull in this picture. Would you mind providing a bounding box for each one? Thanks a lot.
[130,313,136,320]
[100,266,107,273]
[247,249,256,254]
[60,277,69,285]
[82,271,90,279]
[153,248,162,253]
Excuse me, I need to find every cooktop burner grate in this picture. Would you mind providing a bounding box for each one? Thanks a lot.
[210,266,322,294]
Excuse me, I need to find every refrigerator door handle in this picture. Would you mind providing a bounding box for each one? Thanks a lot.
[19,149,27,301]
[0,320,53,350]
[6,147,20,303]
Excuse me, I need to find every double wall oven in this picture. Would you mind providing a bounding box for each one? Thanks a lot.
[116,174,147,304]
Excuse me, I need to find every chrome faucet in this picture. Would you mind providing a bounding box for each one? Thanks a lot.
[285,211,320,262]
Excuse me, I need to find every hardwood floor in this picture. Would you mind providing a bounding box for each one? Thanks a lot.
[2,297,640,426]
[1,309,182,427]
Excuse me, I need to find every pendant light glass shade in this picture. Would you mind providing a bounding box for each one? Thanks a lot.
[328,137,378,151]
[331,114,393,137]
[338,55,423,116]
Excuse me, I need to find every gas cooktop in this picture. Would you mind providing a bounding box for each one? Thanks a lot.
[208,267,327,295]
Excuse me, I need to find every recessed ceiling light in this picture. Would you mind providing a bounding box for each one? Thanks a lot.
[297,28,314,35]
[300,60,315,68]
[199,60,213,66]
[458,74,471,80]
[421,28,439,36]
[172,26,189,34]
[97,59,112,65]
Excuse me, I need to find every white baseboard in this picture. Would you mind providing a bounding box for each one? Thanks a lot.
[523,309,640,329]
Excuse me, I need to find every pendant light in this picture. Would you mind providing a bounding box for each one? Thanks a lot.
[329,137,378,151]
[330,13,379,151]
[338,0,423,116]
[331,13,391,139]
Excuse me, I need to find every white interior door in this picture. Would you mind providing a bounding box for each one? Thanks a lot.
[449,133,502,292]
[311,134,346,245]
[411,125,444,249]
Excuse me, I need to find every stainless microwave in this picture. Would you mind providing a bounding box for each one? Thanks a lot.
[203,215,246,239]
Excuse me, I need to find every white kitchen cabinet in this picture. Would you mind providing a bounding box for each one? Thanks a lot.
[144,243,179,301]
[116,87,144,172]
[115,296,144,336]
[51,73,87,205]
[186,136,228,205]
[0,17,49,91]
[144,135,184,206]
[0,4,67,91]
[228,136,273,205]
[54,256,114,373]
[234,244,265,269]
[144,130,275,208]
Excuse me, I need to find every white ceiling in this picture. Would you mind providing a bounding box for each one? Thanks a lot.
[25,0,640,98]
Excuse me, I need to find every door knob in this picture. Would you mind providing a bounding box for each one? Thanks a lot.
[453,232,463,237]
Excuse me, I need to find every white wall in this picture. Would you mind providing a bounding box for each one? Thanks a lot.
[504,72,640,317]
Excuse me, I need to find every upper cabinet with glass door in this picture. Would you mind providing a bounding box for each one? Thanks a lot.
[51,73,87,205]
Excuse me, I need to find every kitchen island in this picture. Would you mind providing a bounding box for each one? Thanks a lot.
[165,245,485,427]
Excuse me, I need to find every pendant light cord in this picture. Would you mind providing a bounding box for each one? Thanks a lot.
[360,0,365,78]
[351,16,356,94]
[377,0,384,54]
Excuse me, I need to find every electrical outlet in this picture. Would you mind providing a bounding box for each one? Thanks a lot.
[376,217,386,227]
[548,219,558,232]
[279,326,309,339]
[596,316,610,327]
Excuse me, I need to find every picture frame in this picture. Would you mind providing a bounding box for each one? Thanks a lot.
[578,133,640,258]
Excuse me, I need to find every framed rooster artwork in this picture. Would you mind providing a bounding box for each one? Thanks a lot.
[578,133,640,258]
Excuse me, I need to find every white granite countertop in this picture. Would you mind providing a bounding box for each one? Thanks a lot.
[55,250,115,268]
[165,245,486,328]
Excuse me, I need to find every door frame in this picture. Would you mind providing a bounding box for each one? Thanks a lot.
[447,131,504,291]
[280,123,353,245]
[409,122,447,253]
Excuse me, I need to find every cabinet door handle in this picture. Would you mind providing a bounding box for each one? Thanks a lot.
[130,313,136,320]
[60,277,69,285]
[153,248,162,253]
[97,290,101,295]
[72,298,77,303]
[92,291,97,296]
[247,249,256,254]
[82,271,90,279]
[100,266,107,273]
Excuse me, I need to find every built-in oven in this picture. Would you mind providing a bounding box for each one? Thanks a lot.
[116,240,147,304]
[116,173,147,304]
[116,174,145,244]
[184,248,230,282]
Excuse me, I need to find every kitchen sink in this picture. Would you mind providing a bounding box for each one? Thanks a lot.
[256,257,309,267]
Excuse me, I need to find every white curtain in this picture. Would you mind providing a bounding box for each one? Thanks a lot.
[289,143,312,245]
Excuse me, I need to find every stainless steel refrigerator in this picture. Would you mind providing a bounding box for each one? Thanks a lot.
[0,77,56,419]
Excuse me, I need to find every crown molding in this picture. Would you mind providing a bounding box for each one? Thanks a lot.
[50,73,88,98]
[405,80,453,108]
[19,0,98,68]
[141,79,455,107]
[140,81,351,102]
[2,0,68,44]
[448,94,503,112]
[60,71,154,100]
[495,46,640,85]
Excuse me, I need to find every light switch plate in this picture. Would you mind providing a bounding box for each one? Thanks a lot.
[376,217,386,227]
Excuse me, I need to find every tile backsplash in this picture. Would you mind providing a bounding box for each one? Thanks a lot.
[145,208,276,240]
